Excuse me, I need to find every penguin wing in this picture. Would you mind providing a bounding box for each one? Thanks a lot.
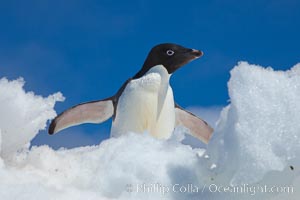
[175,104,213,144]
[49,98,114,135]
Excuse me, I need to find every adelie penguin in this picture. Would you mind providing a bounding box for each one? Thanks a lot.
[49,43,213,144]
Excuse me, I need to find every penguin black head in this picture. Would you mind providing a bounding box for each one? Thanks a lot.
[134,43,203,78]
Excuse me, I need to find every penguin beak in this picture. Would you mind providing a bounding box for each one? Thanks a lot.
[178,49,203,67]
[189,49,203,59]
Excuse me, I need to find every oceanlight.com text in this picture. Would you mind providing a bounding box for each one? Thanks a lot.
[125,183,294,196]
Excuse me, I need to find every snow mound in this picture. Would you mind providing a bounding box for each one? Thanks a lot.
[0,62,300,200]
[206,62,300,199]
[1,133,205,200]
[0,78,64,158]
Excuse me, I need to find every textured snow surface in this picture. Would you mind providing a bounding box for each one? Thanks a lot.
[0,62,299,200]
[0,78,64,158]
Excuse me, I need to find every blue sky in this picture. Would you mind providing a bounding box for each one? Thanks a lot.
[1,0,299,148]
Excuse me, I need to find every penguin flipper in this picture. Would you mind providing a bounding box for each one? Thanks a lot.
[49,98,114,135]
[175,104,213,144]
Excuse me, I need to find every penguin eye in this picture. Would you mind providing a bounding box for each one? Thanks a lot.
[166,50,175,56]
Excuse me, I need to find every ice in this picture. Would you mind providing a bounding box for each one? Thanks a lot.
[0,133,203,200]
[206,62,300,199]
[0,62,300,200]
[0,77,64,158]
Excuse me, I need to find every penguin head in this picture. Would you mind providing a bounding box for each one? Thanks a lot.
[134,43,203,78]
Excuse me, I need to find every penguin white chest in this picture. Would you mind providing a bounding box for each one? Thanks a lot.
[111,65,175,139]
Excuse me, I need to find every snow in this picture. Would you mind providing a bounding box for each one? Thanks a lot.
[0,62,299,200]
[0,78,64,159]
[206,62,300,199]
[208,62,300,185]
